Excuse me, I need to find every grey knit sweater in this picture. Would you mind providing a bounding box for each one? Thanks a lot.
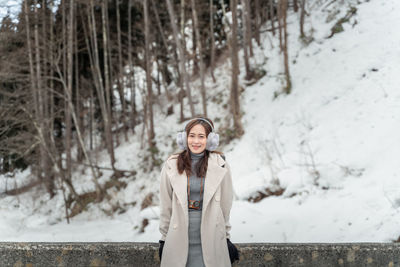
[188,151,205,212]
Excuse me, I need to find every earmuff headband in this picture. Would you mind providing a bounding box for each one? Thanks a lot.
[185,118,214,132]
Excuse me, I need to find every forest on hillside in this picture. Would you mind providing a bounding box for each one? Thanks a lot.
[0,0,307,218]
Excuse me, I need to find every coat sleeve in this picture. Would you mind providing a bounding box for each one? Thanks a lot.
[159,161,173,241]
[220,161,234,239]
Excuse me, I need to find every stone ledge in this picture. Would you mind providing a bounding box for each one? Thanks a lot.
[1,242,400,266]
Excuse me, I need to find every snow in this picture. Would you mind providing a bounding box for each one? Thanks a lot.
[0,0,20,24]
[1,0,400,243]
[0,0,60,26]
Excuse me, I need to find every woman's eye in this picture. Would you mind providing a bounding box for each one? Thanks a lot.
[189,135,205,139]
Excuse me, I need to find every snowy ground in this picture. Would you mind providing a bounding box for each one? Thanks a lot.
[1,0,400,243]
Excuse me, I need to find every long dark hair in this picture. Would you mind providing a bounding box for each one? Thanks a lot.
[176,118,222,178]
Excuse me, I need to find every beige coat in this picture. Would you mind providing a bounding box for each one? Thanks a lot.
[159,152,233,267]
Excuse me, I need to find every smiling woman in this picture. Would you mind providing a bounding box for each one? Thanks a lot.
[158,117,239,267]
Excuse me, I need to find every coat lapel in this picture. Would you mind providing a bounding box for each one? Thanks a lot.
[202,153,227,213]
[168,165,188,211]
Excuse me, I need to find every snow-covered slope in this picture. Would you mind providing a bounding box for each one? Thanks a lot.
[1,0,400,242]
[228,0,400,242]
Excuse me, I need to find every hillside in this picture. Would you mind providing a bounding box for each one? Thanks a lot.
[1,0,400,243]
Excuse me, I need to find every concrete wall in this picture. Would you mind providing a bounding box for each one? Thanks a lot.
[1,242,400,267]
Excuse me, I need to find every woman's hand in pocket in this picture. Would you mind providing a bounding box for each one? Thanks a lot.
[227,238,239,264]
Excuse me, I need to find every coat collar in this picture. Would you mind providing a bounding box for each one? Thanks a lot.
[166,152,227,221]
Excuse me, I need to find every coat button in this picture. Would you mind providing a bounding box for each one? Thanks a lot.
[215,196,220,201]
[173,224,178,229]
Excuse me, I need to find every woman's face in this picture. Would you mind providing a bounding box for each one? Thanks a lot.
[187,124,207,154]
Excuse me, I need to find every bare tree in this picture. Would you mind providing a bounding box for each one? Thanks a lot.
[23,0,82,211]
[243,0,253,56]
[143,0,156,150]
[65,0,73,181]
[41,0,54,190]
[59,0,103,199]
[254,0,261,46]
[86,0,116,169]
[150,0,175,100]
[166,0,196,118]
[277,0,283,52]
[241,0,253,80]
[280,0,291,94]
[101,0,116,168]
[230,0,244,137]
[270,0,276,36]
[209,0,216,82]
[74,3,84,162]
[190,0,207,117]
[128,0,137,133]
[300,0,306,38]
[33,0,55,195]
[115,0,128,141]
[293,0,299,12]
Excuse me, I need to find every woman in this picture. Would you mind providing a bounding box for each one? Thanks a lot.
[158,117,238,267]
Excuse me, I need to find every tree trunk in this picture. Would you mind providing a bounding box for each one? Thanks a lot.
[65,0,73,181]
[300,0,306,38]
[243,0,253,57]
[80,6,96,150]
[150,0,176,97]
[269,0,276,36]
[230,0,244,137]
[191,7,198,76]
[209,0,216,83]
[42,0,54,197]
[293,0,299,12]
[282,0,291,94]
[90,86,94,150]
[24,0,39,176]
[166,0,196,118]
[128,0,137,134]
[75,10,84,162]
[191,0,207,117]
[105,3,116,147]
[86,0,116,169]
[277,0,283,52]
[180,0,185,51]
[48,0,56,192]
[65,0,103,197]
[34,0,54,195]
[254,0,261,46]
[116,0,128,141]
[143,0,156,150]
[101,0,116,168]
[241,0,252,80]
